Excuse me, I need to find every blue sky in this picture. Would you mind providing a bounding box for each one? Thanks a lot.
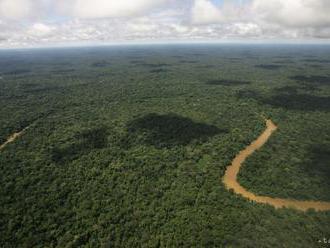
[0,0,330,48]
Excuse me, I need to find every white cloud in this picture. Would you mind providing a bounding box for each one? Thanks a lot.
[1,0,330,48]
[0,0,33,19]
[56,0,169,18]
[191,0,224,24]
[170,24,189,34]
[191,0,330,28]
[252,0,330,28]
[191,0,250,25]
[229,23,262,37]
[27,23,55,36]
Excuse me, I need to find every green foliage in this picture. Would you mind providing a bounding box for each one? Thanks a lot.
[0,45,330,247]
[52,127,108,163]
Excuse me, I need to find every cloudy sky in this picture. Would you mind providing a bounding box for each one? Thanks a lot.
[0,0,330,48]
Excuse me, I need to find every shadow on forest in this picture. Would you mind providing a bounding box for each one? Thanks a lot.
[227,57,241,61]
[52,127,108,163]
[303,59,330,63]
[124,113,225,148]
[237,89,261,99]
[206,79,250,86]
[273,86,298,95]
[171,55,184,59]
[150,68,169,74]
[179,60,198,64]
[274,55,291,59]
[236,88,330,112]
[262,93,330,111]
[51,69,75,73]
[91,61,111,67]
[191,53,204,57]
[199,65,216,69]
[273,59,294,64]
[290,75,330,85]
[309,64,323,68]
[301,144,330,187]
[255,64,283,70]
[130,60,144,64]
[4,69,31,75]
[137,63,170,68]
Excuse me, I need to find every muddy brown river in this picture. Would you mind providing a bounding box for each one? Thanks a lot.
[1,121,330,211]
[223,119,330,211]
[0,127,29,151]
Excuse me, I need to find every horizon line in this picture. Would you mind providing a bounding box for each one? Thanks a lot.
[1,39,330,50]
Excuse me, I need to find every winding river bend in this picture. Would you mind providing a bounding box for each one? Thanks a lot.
[223,119,330,212]
[1,121,330,211]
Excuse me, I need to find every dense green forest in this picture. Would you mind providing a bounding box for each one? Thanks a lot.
[0,44,330,247]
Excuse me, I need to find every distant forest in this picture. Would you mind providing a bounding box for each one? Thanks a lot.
[0,45,330,247]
